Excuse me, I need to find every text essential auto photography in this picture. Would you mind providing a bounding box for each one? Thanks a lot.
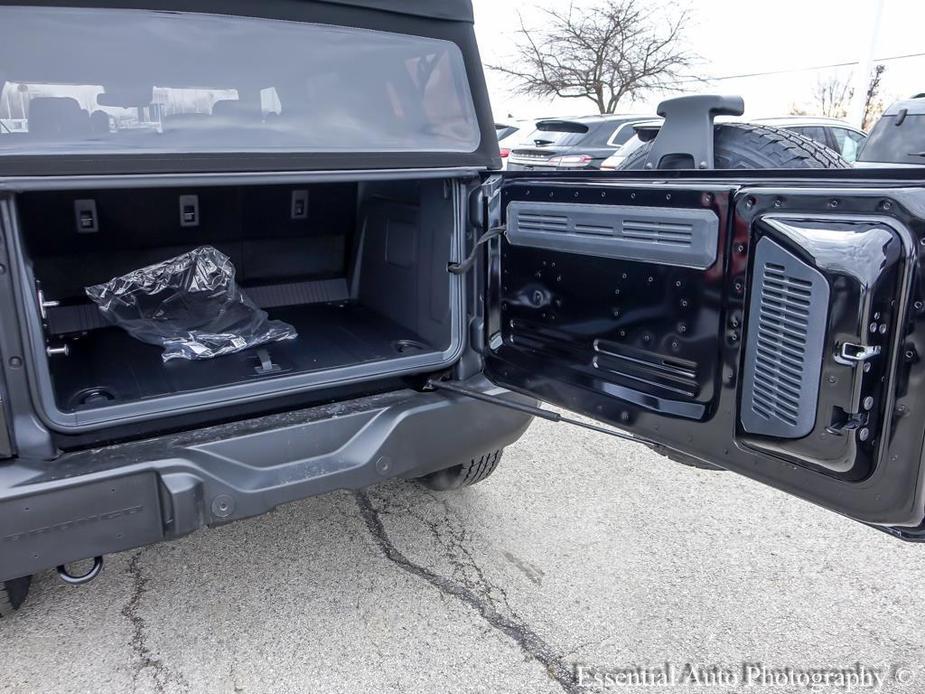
[574,662,914,690]
[2,1,925,694]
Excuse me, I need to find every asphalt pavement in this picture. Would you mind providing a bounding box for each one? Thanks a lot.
[2,416,924,693]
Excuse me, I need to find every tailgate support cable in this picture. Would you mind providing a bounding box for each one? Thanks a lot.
[447,224,507,275]
[427,379,651,444]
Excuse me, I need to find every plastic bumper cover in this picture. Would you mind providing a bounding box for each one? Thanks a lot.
[0,378,533,581]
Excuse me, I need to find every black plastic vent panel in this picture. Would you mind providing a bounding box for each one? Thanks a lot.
[740,237,830,438]
[505,201,718,269]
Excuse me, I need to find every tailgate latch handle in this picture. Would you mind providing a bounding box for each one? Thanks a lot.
[835,342,881,366]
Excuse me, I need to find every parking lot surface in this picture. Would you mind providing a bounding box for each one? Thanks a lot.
[2,416,924,693]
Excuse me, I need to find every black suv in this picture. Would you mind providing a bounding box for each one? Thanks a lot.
[2,0,925,617]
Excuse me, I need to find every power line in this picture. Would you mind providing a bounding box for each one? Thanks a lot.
[680,50,925,84]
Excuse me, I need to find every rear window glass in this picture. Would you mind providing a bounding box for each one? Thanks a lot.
[859,115,925,164]
[520,121,590,148]
[0,6,480,155]
[609,125,638,147]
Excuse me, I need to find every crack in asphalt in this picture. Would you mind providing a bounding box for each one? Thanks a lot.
[353,490,586,694]
[376,490,521,619]
[121,552,186,694]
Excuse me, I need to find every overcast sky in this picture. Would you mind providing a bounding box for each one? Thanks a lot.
[472,0,925,126]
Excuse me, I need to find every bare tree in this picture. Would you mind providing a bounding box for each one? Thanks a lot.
[488,1,695,115]
[812,73,854,119]
[862,64,886,130]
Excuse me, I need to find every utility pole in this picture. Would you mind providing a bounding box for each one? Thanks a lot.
[847,0,885,128]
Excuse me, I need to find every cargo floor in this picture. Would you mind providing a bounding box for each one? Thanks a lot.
[49,302,435,412]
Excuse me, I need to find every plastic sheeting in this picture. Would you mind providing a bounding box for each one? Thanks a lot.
[85,246,297,362]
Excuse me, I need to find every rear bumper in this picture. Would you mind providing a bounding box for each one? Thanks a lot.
[0,378,533,581]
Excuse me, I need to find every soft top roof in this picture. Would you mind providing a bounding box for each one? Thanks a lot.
[14,0,474,23]
[318,0,473,22]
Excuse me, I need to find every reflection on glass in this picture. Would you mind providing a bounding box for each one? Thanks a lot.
[0,6,480,154]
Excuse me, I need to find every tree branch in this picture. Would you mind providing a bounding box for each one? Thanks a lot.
[490,0,697,114]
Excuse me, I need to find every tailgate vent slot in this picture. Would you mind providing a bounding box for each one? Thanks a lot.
[622,219,694,246]
[740,238,829,438]
[506,201,718,269]
[513,211,570,232]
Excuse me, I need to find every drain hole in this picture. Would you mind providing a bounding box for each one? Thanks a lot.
[74,387,116,408]
[393,339,428,354]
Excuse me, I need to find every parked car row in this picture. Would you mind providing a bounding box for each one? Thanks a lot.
[496,113,872,171]
[495,96,925,170]
[503,115,653,171]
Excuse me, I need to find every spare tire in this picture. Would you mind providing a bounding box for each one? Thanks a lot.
[619,123,849,170]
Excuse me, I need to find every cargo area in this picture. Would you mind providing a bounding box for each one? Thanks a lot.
[10,177,463,428]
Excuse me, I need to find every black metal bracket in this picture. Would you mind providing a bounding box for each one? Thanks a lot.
[0,392,12,459]
[253,348,281,375]
[643,94,745,170]
[427,379,647,444]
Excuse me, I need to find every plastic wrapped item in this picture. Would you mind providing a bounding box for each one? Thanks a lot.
[85,246,297,362]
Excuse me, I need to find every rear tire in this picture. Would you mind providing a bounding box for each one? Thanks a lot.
[0,576,32,618]
[418,449,504,491]
[619,123,849,170]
